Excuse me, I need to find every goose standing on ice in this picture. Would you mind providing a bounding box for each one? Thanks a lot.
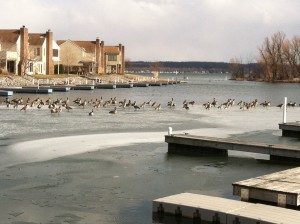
[89,109,94,116]
[109,107,117,114]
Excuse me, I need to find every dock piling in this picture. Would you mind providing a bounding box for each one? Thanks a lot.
[168,127,173,135]
[283,97,287,123]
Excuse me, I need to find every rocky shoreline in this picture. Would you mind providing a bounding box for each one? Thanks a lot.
[0,74,159,87]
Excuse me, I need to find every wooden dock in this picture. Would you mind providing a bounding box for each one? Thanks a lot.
[165,134,300,162]
[153,193,300,223]
[233,167,300,208]
[279,122,300,137]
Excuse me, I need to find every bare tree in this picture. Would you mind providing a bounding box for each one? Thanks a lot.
[229,57,244,79]
[258,31,286,81]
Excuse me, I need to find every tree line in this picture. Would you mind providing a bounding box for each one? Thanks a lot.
[230,31,300,81]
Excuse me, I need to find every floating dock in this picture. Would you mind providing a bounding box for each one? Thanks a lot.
[165,134,300,162]
[132,83,149,87]
[279,122,300,137]
[115,83,133,88]
[94,84,116,89]
[71,85,94,90]
[23,86,70,92]
[0,90,13,96]
[153,193,300,224]
[233,167,300,208]
[148,82,163,86]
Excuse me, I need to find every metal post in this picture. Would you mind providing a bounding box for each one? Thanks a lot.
[283,97,287,123]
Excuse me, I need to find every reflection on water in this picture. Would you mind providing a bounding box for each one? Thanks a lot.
[0,73,299,223]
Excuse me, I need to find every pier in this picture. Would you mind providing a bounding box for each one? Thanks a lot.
[279,122,300,137]
[153,193,300,223]
[233,167,300,208]
[165,134,300,162]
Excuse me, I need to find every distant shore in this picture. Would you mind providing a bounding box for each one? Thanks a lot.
[229,77,300,83]
[0,74,166,87]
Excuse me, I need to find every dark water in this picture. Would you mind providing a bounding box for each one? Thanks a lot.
[0,73,299,224]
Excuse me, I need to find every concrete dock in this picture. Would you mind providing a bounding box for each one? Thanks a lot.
[153,193,300,223]
[279,122,300,137]
[233,167,300,208]
[165,134,300,162]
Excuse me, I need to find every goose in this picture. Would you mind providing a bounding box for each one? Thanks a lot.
[89,109,94,116]
[65,105,73,111]
[183,103,189,110]
[139,102,146,108]
[20,104,29,111]
[154,104,161,111]
[167,98,174,107]
[133,105,141,110]
[37,104,43,109]
[188,101,195,106]
[79,100,87,108]
[62,97,69,105]
[211,98,217,107]
[51,106,62,114]
[109,107,117,114]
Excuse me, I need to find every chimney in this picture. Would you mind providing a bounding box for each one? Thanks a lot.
[95,38,101,74]
[46,29,54,75]
[119,44,125,74]
[18,25,28,76]
[100,41,105,74]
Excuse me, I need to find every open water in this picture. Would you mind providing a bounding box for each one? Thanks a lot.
[0,73,299,224]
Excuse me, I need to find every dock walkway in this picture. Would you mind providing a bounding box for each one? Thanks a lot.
[153,193,300,224]
[279,122,300,137]
[165,134,300,162]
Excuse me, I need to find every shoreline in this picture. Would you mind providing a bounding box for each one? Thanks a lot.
[0,74,168,88]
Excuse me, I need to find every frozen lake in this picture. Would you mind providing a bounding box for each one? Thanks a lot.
[0,73,299,223]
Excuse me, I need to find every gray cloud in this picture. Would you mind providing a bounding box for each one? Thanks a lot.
[1,0,299,62]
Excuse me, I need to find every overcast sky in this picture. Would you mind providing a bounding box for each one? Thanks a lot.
[1,0,300,62]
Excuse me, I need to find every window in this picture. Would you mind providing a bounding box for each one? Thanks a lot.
[108,54,117,61]
[35,48,40,56]
[53,49,59,57]
[29,62,33,72]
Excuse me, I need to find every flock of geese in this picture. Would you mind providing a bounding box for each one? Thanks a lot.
[1,96,299,116]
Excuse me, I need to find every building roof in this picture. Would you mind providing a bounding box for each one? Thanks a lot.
[56,40,96,53]
[0,29,20,43]
[74,41,96,53]
[104,46,121,54]
[28,33,46,46]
